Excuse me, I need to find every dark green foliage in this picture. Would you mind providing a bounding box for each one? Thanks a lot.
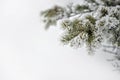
[61,19,85,44]
[100,7,108,17]
[85,0,98,4]
[41,6,64,18]
[85,15,96,24]
[41,6,64,29]
[75,5,89,12]
[41,0,120,54]
[101,0,120,6]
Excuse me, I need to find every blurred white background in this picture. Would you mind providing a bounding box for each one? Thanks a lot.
[0,0,120,80]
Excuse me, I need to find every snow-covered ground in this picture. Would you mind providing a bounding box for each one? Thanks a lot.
[0,0,120,80]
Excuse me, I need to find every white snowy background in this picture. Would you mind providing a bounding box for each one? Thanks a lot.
[0,0,120,80]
